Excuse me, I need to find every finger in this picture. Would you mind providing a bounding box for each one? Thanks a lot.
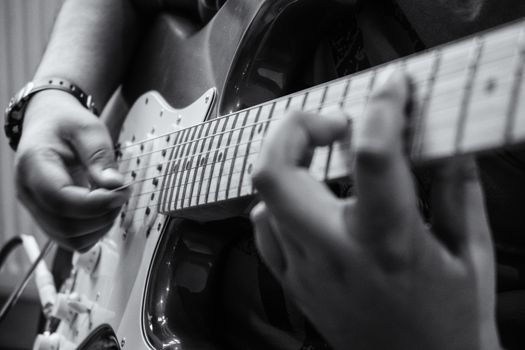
[252,111,348,246]
[17,148,130,218]
[66,115,124,189]
[354,71,420,242]
[251,203,287,277]
[430,157,492,256]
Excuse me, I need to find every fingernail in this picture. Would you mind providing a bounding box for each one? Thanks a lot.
[250,202,267,222]
[101,168,124,184]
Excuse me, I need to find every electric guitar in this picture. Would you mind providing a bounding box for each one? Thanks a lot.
[32,0,525,349]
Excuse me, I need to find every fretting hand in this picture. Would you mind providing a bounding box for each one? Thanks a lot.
[251,72,500,350]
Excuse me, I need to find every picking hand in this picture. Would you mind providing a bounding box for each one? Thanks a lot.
[16,90,130,251]
[251,73,500,350]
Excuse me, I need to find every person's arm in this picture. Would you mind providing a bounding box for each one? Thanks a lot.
[15,0,142,251]
[34,0,139,105]
[250,72,501,350]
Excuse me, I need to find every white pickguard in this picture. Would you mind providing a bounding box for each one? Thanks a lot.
[42,89,215,349]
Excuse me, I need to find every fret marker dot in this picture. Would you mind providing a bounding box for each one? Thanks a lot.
[152,178,159,186]
[247,163,253,174]
[151,193,155,200]
[136,158,140,165]
[485,78,497,94]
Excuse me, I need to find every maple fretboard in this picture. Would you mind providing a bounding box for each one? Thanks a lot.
[153,19,525,214]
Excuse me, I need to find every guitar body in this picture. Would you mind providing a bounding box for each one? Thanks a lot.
[44,1,353,349]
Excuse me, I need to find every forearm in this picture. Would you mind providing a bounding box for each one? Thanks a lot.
[34,0,142,108]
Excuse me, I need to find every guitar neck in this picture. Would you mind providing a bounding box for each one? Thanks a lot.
[158,19,525,214]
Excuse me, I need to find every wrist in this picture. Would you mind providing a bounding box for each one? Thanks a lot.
[5,78,98,150]
[24,89,84,123]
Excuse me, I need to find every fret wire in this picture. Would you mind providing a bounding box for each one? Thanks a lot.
[196,118,222,206]
[506,24,525,142]
[317,86,328,112]
[204,116,230,204]
[172,125,199,210]
[317,84,332,179]
[162,126,188,212]
[185,123,206,207]
[367,69,377,101]
[455,37,484,152]
[252,101,278,195]
[191,119,214,206]
[225,110,249,200]
[179,124,202,208]
[340,78,351,108]
[237,106,263,198]
[158,126,183,212]
[299,91,309,110]
[410,49,441,160]
[185,122,207,208]
[263,99,278,136]
[213,111,240,203]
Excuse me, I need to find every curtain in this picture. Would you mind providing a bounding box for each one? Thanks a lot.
[0,0,63,291]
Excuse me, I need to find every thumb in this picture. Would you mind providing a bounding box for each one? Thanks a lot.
[68,118,124,189]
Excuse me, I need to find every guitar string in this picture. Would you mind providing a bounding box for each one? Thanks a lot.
[116,60,516,188]
[112,36,523,216]
[115,50,517,170]
[123,103,513,217]
[119,90,516,218]
[114,65,516,193]
[114,60,518,207]
[112,28,525,156]
[114,30,521,157]
[117,28,525,223]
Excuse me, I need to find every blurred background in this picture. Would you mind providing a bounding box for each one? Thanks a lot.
[0,1,63,349]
